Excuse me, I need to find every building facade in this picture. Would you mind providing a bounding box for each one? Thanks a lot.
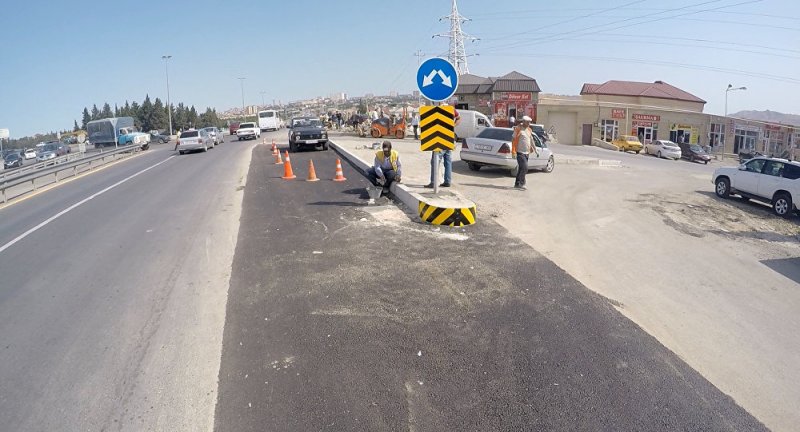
[454,71,541,127]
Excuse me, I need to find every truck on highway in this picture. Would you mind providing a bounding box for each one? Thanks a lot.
[86,117,151,150]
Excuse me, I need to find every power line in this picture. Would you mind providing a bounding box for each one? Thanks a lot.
[486,0,763,52]
[480,52,800,84]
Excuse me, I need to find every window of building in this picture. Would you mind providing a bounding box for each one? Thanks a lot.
[710,123,725,149]
[601,119,618,141]
[734,127,759,154]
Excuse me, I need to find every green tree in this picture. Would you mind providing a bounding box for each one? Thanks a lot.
[73,120,80,132]
[139,95,154,131]
[130,101,141,129]
[114,104,120,117]
[90,104,100,120]
[197,108,221,128]
[173,103,187,131]
[187,105,198,129]
[101,103,113,119]
[81,108,91,129]
[151,98,167,131]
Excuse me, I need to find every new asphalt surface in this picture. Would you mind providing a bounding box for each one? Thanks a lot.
[214,144,765,431]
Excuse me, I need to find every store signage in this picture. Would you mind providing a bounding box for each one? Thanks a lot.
[632,114,660,122]
[765,124,782,131]
[499,92,532,102]
[632,121,654,127]
[611,109,625,119]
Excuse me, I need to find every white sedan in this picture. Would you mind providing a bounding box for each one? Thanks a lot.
[644,139,682,159]
[461,127,554,176]
[23,148,37,160]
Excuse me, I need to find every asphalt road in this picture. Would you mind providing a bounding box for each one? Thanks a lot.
[214,144,765,431]
[0,133,264,431]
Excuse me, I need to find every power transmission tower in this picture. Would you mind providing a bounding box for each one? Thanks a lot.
[433,0,479,75]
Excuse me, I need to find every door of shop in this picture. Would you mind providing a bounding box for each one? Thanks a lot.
[637,127,655,144]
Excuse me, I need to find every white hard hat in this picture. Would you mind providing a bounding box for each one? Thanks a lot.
[522,116,532,122]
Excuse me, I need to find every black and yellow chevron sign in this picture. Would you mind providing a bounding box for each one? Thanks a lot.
[419,105,455,152]
[418,202,476,226]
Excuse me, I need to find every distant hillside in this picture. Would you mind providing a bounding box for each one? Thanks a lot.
[729,110,800,127]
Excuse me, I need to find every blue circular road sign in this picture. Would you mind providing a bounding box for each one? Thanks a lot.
[416,58,459,102]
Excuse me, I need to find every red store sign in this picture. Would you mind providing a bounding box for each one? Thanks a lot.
[498,92,532,102]
[632,114,661,122]
[611,108,625,119]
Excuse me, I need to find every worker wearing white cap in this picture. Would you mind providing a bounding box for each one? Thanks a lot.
[511,115,535,190]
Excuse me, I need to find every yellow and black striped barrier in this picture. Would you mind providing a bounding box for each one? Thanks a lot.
[419,105,455,152]
[418,202,476,226]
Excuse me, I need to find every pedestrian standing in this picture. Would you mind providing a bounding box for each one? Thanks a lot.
[509,114,516,127]
[511,115,536,190]
[411,111,420,139]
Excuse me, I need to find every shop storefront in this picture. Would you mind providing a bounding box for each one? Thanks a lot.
[492,92,537,127]
[733,124,760,154]
[630,114,661,144]
[669,123,700,145]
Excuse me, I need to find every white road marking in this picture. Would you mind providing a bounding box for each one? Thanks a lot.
[0,156,176,255]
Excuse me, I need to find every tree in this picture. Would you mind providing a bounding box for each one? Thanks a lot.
[173,103,187,131]
[151,98,167,131]
[121,101,131,117]
[73,120,80,132]
[82,108,91,129]
[130,101,141,129]
[197,108,220,128]
[139,95,154,131]
[187,105,198,129]
[101,102,113,119]
[114,104,120,117]
[90,104,100,121]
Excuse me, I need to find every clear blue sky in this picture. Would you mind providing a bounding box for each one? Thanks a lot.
[1,0,798,138]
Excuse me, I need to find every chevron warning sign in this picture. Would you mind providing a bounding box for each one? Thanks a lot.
[419,105,455,152]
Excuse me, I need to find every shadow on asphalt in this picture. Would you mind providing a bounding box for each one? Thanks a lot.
[761,257,800,284]
[695,190,800,225]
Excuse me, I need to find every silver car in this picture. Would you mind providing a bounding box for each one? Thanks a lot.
[461,127,555,176]
[202,127,224,145]
[176,129,214,154]
[644,139,682,160]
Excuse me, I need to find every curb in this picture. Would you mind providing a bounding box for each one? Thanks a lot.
[330,140,477,226]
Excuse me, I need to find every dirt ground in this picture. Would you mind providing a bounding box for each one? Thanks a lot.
[333,134,800,432]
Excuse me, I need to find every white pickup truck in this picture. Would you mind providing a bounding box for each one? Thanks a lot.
[236,122,261,141]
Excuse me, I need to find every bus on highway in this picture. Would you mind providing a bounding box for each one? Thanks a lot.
[257,110,281,131]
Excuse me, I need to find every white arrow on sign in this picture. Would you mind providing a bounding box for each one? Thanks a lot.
[422,69,454,88]
[437,70,452,88]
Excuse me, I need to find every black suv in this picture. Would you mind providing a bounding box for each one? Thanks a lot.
[288,117,328,152]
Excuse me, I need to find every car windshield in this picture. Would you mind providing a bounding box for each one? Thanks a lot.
[240,123,255,128]
[260,112,274,118]
[690,145,704,152]
[476,128,514,141]
[662,141,678,147]
[294,119,322,128]
[180,131,199,138]
[622,135,639,142]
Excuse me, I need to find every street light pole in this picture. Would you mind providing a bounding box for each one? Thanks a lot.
[238,77,246,120]
[724,84,747,117]
[413,50,425,105]
[161,55,173,135]
[260,91,267,108]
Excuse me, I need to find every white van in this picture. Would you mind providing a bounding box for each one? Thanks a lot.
[455,110,493,142]
[258,110,281,131]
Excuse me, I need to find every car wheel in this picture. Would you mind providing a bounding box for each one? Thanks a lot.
[657,151,662,158]
[179,150,184,155]
[773,193,793,218]
[715,177,730,198]
[322,143,329,151]
[467,162,481,171]
[202,144,208,152]
[635,150,640,154]
[544,156,555,173]
[289,141,297,152]
[704,160,709,164]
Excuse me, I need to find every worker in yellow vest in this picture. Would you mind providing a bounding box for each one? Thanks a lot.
[367,140,402,193]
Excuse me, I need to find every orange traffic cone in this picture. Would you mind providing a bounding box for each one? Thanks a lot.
[282,151,296,179]
[307,160,320,182]
[274,148,283,164]
[332,158,347,182]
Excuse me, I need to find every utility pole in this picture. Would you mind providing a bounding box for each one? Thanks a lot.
[260,91,267,107]
[238,77,246,120]
[433,0,479,76]
[413,50,425,104]
[161,55,173,135]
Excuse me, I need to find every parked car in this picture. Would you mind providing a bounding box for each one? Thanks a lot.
[288,117,328,151]
[612,135,643,153]
[3,153,23,169]
[202,127,224,145]
[461,127,554,176]
[236,122,261,141]
[23,148,37,160]
[57,142,71,155]
[176,129,214,154]
[149,130,171,144]
[644,139,681,159]
[713,156,800,218]
[679,142,711,164]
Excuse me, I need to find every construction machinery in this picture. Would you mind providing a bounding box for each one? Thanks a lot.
[370,107,407,139]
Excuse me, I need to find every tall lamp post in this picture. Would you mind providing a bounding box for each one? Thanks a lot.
[161,55,173,135]
[724,84,746,117]
[238,77,246,120]
[260,91,267,107]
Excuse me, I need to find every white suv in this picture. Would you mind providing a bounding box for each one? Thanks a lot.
[712,157,800,218]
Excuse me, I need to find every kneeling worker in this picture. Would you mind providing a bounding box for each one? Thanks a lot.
[367,140,402,192]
